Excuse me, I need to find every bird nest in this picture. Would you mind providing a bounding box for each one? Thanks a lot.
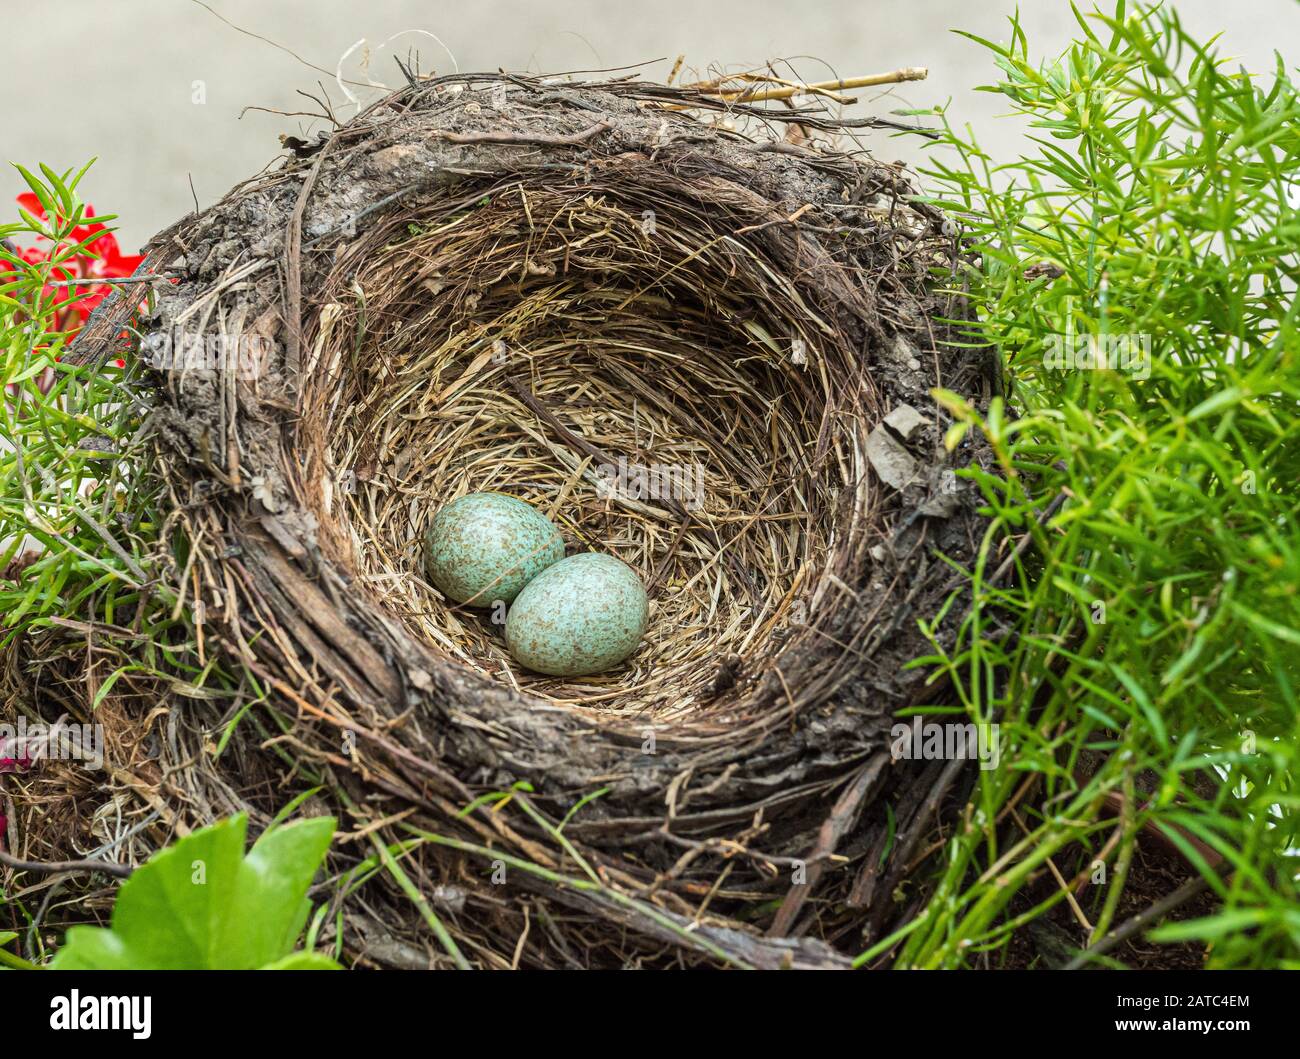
[30,73,997,968]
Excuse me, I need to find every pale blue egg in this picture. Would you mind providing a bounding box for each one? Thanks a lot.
[424,492,564,606]
[505,553,648,676]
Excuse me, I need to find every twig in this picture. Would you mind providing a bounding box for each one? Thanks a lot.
[769,754,888,937]
[44,275,174,288]
[1012,808,1092,933]
[367,831,470,969]
[987,485,1070,587]
[434,120,612,147]
[283,129,339,396]
[1063,873,1214,970]
[864,754,969,937]
[303,182,421,249]
[188,0,376,89]
[0,847,133,880]
[694,68,929,102]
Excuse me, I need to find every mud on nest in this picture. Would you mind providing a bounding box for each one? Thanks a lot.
[49,72,998,968]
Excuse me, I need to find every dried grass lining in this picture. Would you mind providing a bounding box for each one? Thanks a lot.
[313,177,867,717]
[38,73,993,968]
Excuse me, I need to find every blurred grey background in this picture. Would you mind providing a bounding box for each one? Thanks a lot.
[5,0,1296,251]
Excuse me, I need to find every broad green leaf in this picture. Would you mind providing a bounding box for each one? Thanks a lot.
[52,815,246,969]
[234,816,337,967]
[50,813,336,969]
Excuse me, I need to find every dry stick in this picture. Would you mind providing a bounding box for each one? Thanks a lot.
[187,0,377,89]
[1063,872,1218,970]
[695,68,929,102]
[648,514,691,596]
[866,754,971,939]
[0,847,133,880]
[256,665,470,802]
[367,830,471,970]
[903,765,1042,877]
[507,377,702,530]
[849,756,942,908]
[284,130,342,400]
[45,274,176,288]
[985,483,1071,590]
[768,753,888,937]
[303,182,422,249]
[1011,807,1093,934]
[434,121,613,148]
[652,830,807,870]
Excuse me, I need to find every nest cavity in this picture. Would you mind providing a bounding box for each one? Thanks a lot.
[315,177,868,717]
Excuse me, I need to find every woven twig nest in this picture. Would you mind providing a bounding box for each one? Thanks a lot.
[63,73,995,968]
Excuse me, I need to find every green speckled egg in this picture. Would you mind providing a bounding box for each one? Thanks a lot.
[505,553,648,676]
[424,492,564,606]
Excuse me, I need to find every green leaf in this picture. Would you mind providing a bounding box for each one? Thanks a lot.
[239,816,337,966]
[261,950,343,970]
[52,816,246,969]
[49,813,335,969]
[1148,909,1271,943]
[1186,386,1245,421]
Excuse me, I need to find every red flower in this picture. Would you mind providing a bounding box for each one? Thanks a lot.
[0,753,31,774]
[5,193,144,334]
[0,749,28,844]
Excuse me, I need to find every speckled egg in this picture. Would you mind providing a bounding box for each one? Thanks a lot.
[424,492,564,606]
[505,553,648,676]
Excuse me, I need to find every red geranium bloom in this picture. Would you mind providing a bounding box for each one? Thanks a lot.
[5,192,145,333]
[0,750,32,842]
[0,753,31,774]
